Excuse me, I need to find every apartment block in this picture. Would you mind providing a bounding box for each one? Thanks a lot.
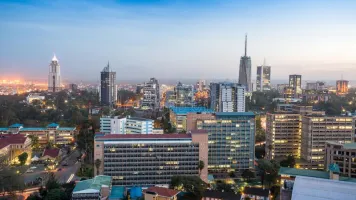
[94,131,208,187]
[196,112,255,173]
[266,113,301,160]
[325,141,356,178]
[301,116,355,168]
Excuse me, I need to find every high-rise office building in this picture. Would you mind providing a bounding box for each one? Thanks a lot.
[336,80,349,96]
[256,62,271,92]
[289,74,302,97]
[142,78,160,110]
[48,54,62,92]
[301,116,355,169]
[174,82,194,107]
[210,82,245,112]
[94,131,208,186]
[100,62,117,106]
[238,35,252,92]
[196,112,255,173]
[325,141,356,178]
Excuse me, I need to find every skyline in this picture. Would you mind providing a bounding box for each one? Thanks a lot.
[1,0,356,81]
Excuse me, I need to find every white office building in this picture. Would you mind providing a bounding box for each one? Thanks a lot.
[125,117,153,134]
[100,116,153,134]
[210,82,245,112]
[110,117,126,134]
[100,117,112,133]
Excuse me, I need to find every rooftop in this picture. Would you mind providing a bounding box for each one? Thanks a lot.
[96,133,192,140]
[170,107,214,115]
[9,123,23,128]
[21,128,47,131]
[58,127,76,131]
[73,175,112,194]
[215,112,255,117]
[203,190,241,200]
[0,134,27,149]
[327,141,356,149]
[145,187,179,197]
[43,148,60,158]
[127,117,153,122]
[47,123,59,128]
[243,187,269,197]
[109,186,125,199]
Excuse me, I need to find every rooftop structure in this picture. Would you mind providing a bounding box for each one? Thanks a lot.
[325,141,356,178]
[72,175,112,200]
[170,107,214,132]
[144,187,179,199]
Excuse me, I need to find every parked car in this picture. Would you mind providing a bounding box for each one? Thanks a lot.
[26,169,34,173]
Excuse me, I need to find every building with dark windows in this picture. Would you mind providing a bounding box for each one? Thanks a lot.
[174,82,194,107]
[256,62,271,92]
[100,62,117,106]
[141,78,160,110]
[210,82,245,112]
[48,54,62,92]
[196,112,255,173]
[72,175,112,200]
[94,131,208,187]
[325,141,356,178]
[238,35,252,92]
[289,74,302,97]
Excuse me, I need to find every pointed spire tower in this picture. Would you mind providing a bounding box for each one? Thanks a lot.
[238,33,252,92]
[244,34,247,57]
[48,53,62,92]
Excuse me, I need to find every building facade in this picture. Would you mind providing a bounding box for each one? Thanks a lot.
[0,134,31,165]
[266,113,301,160]
[301,116,355,169]
[100,117,153,134]
[325,141,356,178]
[210,82,245,112]
[336,80,349,96]
[256,65,271,92]
[48,54,62,92]
[26,93,45,104]
[238,35,252,92]
[196,112,255,173]
[100,62,117,106]
[142,78,160,110]
[94,131,208,187]
[174,82,194,107]
[169,107,214,132]
[289,74,302,97]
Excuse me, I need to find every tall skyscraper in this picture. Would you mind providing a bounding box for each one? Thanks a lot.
[142,78,160,110]
[100,62,117,106]
[289,74,302,97]
[238,35,252,92]
[256,60,271,92]
[48,54,62,92]
[336,80,349,96]
[210,82,245,112]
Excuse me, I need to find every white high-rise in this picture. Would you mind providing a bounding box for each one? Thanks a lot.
[210,82,245,112]
[48,54,62,92]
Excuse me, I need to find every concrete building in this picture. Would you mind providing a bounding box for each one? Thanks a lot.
[289,75,302,98]
[210,82,245,112]
[186,112,216,132]
[174,82,194,107]
[325,141,356,178]
[256,63,271,92]
[336,80,349,96]
[100,62,117,106]
[48,54,62,92]
[238,35,252,92]
[26,93,45,104]
[142,78,160,110]
[0,134,31,165]
[100,116,153,134]
[0,123,76,145]
[100,117,112,133]
[111,117,126,134]
[301,116,355,169]
[306,81,326,90]
[94,131,208,187]
[72,175,112,200]
[169,107,214,132]
[302,89,330,104]
[266,113,301,160]
[196,112,255,173]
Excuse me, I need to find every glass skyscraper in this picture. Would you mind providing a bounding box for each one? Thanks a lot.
[238,35,252,92]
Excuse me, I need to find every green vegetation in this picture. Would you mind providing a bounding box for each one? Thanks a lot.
[0,168,24,196]
[255,116,265,143]
[215,180,236,193]
[28,135,40,151]
[95,159,102,175]
[18,152,28,165]
[279,155,296,168]
[241,169,256,182]
[198,160,205,175]
[171,176,208,200]
[246,90,280,112]
[257,159,280,187]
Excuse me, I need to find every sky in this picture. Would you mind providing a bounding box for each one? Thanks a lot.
[0,0,356,83]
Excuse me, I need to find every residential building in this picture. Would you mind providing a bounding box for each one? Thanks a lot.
[142,78,160,110]
[48,54,62,92]
[242,187,270,200]
[278,166,356,200]
[94,131,208,187]
[26,93,45,104]
[266,113,301,160]
[144,187,179,200]
[69,83,78,92]
[169,107,213,132]
[0,134,31,165]
[301,116,355,168]
[42,148,62,164]
[325,141,356,178]
[306,81,326,90]
[277,84,289,95]
[196,112,255,173]
[256,63,271,92]
[289,74,302,97]
[100,116,153,134]
[336,80,349,96]
[210,82,245,112]
[238,35,252,92]
[0,123,76,145]
[196,80,206,92]
[100,62,117,106]
[72,175,112,200]
[302,89,330,104]
[174,82,194,107]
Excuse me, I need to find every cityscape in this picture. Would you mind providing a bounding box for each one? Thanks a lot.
[1,0,356,200]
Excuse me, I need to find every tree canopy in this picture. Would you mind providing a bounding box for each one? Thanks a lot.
[171,176,208,199]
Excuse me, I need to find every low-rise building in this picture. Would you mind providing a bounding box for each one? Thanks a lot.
[144,187,179,200]
[100,116,153,134]
[0,134,31,165]
[42,148,62,163]
[242,187,270,200]
[72,175,112,200]
[94,130,208,187]
[325,141,356,178]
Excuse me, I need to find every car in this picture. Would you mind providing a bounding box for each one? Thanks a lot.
[30,166,37,169]
[57,168,62,171]
[26,169,34,173]
[62,163,68,166]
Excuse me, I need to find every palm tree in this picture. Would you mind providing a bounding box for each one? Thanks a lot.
[198,160,205,175]
[95,159,102,175]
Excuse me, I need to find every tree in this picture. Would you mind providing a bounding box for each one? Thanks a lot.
[28,135,40,150]
[171,176,208,199]
[198,160,204,175]
[46,173,60,191]
[257,159,280,187]
[228,171,236,178]
[18,152,28,165]
[280,155,296,168]
[241,169,256,182]
[44,188,66,200]
[215,181,235,193]
[95,159,102,175]
[26,194,42,200]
